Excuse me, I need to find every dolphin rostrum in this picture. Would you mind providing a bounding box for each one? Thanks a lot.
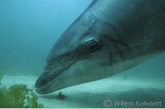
[35,0,165,94]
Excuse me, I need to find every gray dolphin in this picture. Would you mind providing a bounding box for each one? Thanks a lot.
[35,0,165,94]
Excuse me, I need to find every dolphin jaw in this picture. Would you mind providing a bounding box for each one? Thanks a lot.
[35,60,76,94]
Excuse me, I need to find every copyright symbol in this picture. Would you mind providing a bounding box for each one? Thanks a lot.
[103,99,112,108]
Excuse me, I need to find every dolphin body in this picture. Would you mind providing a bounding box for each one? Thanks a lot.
[35,0,165,94]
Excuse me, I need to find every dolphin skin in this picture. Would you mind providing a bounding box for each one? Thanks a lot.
[35,0,165,94]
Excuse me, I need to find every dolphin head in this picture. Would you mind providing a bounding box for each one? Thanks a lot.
[35,13,119,94]
[35,0,165,94]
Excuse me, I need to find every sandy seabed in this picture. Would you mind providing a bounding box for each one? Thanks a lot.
[2,72,165,108]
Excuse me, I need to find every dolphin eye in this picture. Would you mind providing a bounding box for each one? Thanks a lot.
[85,39,101,53]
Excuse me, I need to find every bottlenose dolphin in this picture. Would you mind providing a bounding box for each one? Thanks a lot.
[35,0,165,94]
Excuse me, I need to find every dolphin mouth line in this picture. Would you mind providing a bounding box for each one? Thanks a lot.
[35,69,68,93]
[35,61,76,93]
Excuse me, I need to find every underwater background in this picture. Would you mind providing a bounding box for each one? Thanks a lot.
[0,0,165,108]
